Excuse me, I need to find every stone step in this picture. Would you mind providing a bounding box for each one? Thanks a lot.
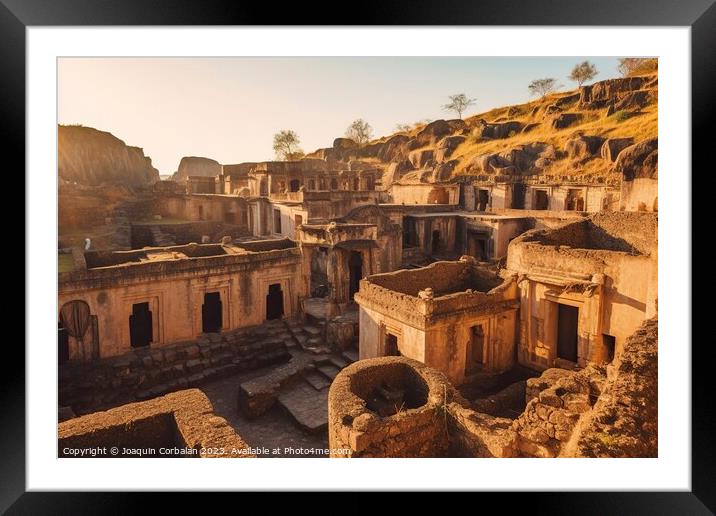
[329,356,349,369]
[304,371,331,391]
[342,349,359,363]
[277,382,329,433]
[316,363,341,381]
[306,336,323,347]
[304,325,322,337]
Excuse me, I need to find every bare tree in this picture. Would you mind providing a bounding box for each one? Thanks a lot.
[395,123,413,133]
[528,78,559,97]
[272,130,303,160]
[345,119,373,145]
[568,61,599,86]
[442,94,476,119]
[617,58,658,77]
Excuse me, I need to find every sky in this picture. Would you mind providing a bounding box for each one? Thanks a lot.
[58,57,624,175]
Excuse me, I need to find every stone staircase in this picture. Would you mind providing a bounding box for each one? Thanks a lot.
[284,318,331,354]
[238,326,360,434]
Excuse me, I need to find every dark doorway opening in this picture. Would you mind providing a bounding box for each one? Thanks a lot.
[348,251,363,300]
[535,190,549,210]
[477,189,489,211]
[603,334,616,363]
[273,209,282,233]
[556,304,579,363]
[512,183,526,209]
[565,189,585,211]
[465,324,486,375]
[289,179,300,192]
[385,333,400,356]
[266,283,284,320]
[259,178,268,196]
[431,230,441,254]
[403,217,417,247]
[311,247,329,297]
[353,178,360,191]
[202,292,223,333]
[330,178,338,190]
[58,322,69,365]
[129,302,153,348]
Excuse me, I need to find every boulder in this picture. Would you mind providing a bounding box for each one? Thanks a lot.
[415,120,452,146]
[600,137,634,162]
[408,148,435,169]
[174,156,221,180]
[433,161,457,181]
[474,119,523,139]
[435,135,466,162]
[615,138,658,180]
[579,76,649,109]
[613,90,654,111]
[564,135,605,159]
[333,138,358,150]
[382,160,414,185]
[521,122,540,133]
[551,113,582,129]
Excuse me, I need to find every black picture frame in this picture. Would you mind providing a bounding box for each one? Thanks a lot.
[5,0,710,511]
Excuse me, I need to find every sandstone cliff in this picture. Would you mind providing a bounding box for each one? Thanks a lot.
[58,125,159,187]
[172,156,222,181]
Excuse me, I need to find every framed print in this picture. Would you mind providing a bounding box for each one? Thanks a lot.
[5,0,712,511]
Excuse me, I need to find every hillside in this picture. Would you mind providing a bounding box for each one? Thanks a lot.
[306,73,658,185]
[58,125,159,187]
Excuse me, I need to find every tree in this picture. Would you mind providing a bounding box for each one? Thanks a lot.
[568,61,598,86]
[395,123,413,133]
[617,58,658,77]
[442,94,476,119]
[272,130,303,160]
[528,78,559,97]
[345,119,373,145]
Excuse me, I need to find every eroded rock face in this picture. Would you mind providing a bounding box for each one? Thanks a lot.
[600,137,634,162]
[578,76,649,109]
[564,135,605,160]
[615,138,658,180]
[58,125,159,187]
[415,120,453,147]
[173,156,222,180]
[382,160,414,185]
[551,113,582,129]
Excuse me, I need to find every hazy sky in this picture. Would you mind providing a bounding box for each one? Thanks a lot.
[58,57,624,174]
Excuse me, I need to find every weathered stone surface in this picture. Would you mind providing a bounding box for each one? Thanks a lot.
[600,137,634,162]
[615,138,658,180]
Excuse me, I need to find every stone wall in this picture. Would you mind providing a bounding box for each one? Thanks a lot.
[328,357,451,457]
[59,389,254,458]
[59,321,292,415]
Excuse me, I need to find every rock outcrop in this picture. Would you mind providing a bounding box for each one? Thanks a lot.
[172,156,222,181]
[58,125,159,187]
[615,138,658,180]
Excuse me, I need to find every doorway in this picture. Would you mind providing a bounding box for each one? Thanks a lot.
[535,190,549,210]
[431,230,441,254]
[465,324,486,375]
[477,189,489,211]
[289,179,300,192]
[348,251,363,300]
[129,302,153,348]
[266,283,284,320]
[556,304,579,363]
[384,333,400,356]
[58,322,69,365]
[512,183,526,209]
[202,292,223,333]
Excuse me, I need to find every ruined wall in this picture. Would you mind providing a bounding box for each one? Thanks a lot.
[59,327,290,416]
[158,195,250,228]
[390,184,459,205]
[620,178,658,212]
[331,320,657,458]
[58,250,305,360]
[59,389,254,457]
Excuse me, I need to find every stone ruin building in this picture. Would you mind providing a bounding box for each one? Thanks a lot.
[57,73,659,458]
